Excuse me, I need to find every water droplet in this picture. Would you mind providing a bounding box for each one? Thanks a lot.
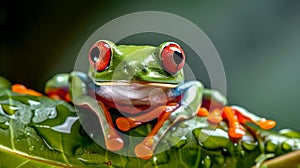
[28,100,41,106]
[281,141,292,151]
[151,152,169,165]
[0,121,9,130]
[265,141,278,152]
[29,146,35,151]
[240,150,245,156]
[173,139,187,149]
[1,104,17,116]
[51,116,79,134]
[242,141,257,151]
[39,145,45,151]
[77,153,108,165]
[202,155,211,168]
[15,132,31,142]
[18,108,33,125]
[23,132,31,138]
[33,107,57,123]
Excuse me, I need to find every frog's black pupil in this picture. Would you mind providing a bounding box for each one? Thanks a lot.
[173,51,183,65]
[90,47,100,63]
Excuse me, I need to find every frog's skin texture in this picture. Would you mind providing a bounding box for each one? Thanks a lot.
[42,40,278,160]
[1,79,300,168]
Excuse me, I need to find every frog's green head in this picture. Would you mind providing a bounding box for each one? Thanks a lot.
[88,40,185,87]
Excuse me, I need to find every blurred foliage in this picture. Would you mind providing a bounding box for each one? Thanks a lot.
[1,0,300,130]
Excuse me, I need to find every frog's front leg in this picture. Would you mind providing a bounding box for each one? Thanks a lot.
[48,72,124,151]
[74,96,124,151]
[135,81,204,159]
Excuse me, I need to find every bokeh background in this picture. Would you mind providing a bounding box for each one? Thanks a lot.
[1,0,300,130]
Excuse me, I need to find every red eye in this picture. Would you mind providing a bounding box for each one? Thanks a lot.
[88,40,112,72]
[159,42,185,74]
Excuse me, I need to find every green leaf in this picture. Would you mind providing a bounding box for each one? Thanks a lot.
[0,90,87,167]
[0,89,300,168]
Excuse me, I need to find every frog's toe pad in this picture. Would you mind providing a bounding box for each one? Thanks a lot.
[135,143,153,160]
[229,127,245,139]
[258,119,276,130]
[116,117,131,131]
[106,137,124,151]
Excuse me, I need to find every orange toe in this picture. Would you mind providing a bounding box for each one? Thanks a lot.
[106,137,124,151]
[197,107,209,117]
[258,119,276,130]
[116,117,132,131]
[229,126,245,139]
[12,84,43,96]
[135,143,153,160]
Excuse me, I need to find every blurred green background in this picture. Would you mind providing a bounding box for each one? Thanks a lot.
[1,0,300,130]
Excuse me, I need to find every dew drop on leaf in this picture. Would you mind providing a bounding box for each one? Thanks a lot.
[39,145,45,151]
[33,107,57,123]
[0,121,9,130]
[29,146,35,152]
[1,104,18,116]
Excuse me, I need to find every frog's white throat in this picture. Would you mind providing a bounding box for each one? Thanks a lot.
[95,82,176,105]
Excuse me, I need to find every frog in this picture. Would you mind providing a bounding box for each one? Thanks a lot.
[12,40,276,160]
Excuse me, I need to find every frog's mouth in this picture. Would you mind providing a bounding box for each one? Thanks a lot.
[94,81,178,88]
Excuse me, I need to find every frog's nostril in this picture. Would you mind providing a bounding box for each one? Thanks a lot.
[140,65,148,73]
[90,47,100,63]
[142,68,148,73]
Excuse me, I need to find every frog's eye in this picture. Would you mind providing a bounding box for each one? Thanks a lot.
[159,42,185,74]
[88,40,112,72]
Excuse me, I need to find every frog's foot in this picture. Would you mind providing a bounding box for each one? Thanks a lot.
[105,125,124,151]
[135,136,156,160]
[12,84,43,96]
[231,106,276,130]
[135,111,171,159]
[198,106,276,139]
[198,106,246,139]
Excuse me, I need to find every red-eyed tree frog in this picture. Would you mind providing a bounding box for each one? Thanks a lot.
[13,40,276,160]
